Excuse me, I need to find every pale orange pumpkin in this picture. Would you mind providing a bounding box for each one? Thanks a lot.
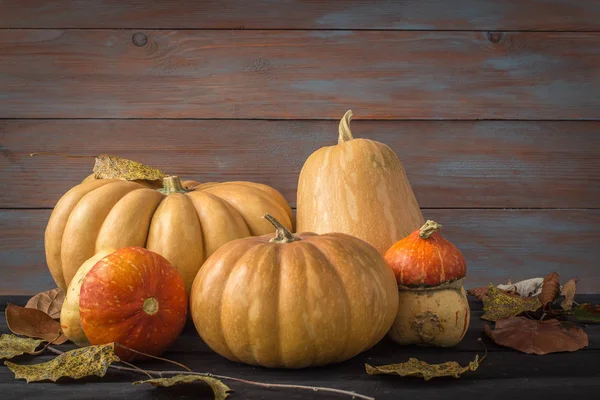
[190,214,399,368]
[45,176,294,293]
[297,110,424,254]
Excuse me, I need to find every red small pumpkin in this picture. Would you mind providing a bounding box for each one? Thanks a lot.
[383,220,469,347]
[384,220,466,286]
[79,247,188,361]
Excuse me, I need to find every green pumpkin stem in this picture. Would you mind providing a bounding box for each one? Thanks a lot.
[159,176,189,195]
[338,110,355,144]
[419,220,442,239]
[264,214,300,243]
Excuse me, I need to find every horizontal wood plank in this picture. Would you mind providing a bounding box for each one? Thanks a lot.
[1,120,599,209]
[2,209,598,295]
[2,0,600,30]
[1,30,599,119]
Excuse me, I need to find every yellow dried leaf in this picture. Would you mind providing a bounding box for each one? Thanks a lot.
[134,374,231,400]
[482,284,541,321]
[93,154,166,181]
[0,334,45,360]
[4,343,119,382]
[366,354,483,380]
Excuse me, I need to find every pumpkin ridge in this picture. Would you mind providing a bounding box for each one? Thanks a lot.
[301,239,353,363]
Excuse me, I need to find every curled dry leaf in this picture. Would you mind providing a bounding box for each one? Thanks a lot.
[365,351,485,381]
[539,272,561,307]
[93,154,166,181]
[497,277,544,297]
[572,303,600,323]
[482,285,541,322]
[5,304,67,344]
[25,288,65,319]
[467,286,490,301]
[4,343,119,383]
[560,279,578,311]
[134,375,231,400]
[0,334,45,360]
[485,317,588,355]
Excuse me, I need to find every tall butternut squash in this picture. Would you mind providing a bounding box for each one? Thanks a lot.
[297,110,424,254]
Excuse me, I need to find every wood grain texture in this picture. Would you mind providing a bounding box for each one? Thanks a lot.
[0,306,599,400]
[2,120,599,209]
[2,0,600,30]
[2,209,598,295]
[1,30,599,119]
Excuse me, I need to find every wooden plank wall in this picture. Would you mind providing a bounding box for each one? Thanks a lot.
[1,0,599,294]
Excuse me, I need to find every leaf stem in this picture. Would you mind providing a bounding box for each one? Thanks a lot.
[44,345,373,400]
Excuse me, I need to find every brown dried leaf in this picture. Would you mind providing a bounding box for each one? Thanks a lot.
[4,343,119,382]
[25,288,65,319]
[5,304,67,344]
[539,272,560,306]
[485,317,588,355]
[0,334,45,360]
[467,286,490,301]
[482,285,541,321]
[93,154,166,181]
[134,375,231,400]
[560,279,578,310]
[365,353,484,381]
[572,303,600,323]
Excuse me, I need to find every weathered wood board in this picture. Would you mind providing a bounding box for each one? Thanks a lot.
[2,0,600,30]
[1,30,599,119]
[2,209,598,294]
[2,120,598,209]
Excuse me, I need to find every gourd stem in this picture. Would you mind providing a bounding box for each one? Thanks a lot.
[419,220,442,239]
[159,176,189,194]
[264,214,300,243]
[338,110,354,144]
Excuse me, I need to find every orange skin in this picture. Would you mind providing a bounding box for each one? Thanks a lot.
[384,226,466,287]
[79,247,188,361]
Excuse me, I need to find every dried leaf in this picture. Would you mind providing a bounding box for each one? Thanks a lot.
[0,334,45,360]
[5,304,67,344]
[366,353,484,381]
[25,288,65,319]
[467,286,490,300]
[134,375,231,399]
[497,277,544,297]
[572,303,600,323]
[482,285,541,321]
[93,154,166,181]
[539,272,560,306]
[560,279,578,310]
[4,343,119,382]
[485,317,588,355]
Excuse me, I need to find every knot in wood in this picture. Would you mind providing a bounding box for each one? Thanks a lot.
[132,32,148,47]
[487,32,504,43]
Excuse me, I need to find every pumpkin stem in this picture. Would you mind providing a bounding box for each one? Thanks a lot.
[263,214,300,243]
[419,220,442,239]
[338,110,355,144]
[158,176,189,195]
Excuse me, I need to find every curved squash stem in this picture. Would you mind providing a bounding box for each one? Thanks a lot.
[264,214,300,243]
[338,110,354,144]
[419,220,442,239]
[45,345,374,400]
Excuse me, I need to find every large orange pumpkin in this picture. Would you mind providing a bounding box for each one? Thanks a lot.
[190,214,399,368]
[297,110,424,254]
[45,176,294,292]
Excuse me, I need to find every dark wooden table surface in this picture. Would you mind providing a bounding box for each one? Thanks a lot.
[1,295,598,400]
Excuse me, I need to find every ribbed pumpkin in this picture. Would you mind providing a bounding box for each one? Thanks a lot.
[297,110,424,254]
[45,176,294,292]
[190,214,399,368]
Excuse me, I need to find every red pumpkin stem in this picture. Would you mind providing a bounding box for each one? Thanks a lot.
[419,220,442,239]
[159,176,189,195]
[338,110,355,144]
[263,214,300,243]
